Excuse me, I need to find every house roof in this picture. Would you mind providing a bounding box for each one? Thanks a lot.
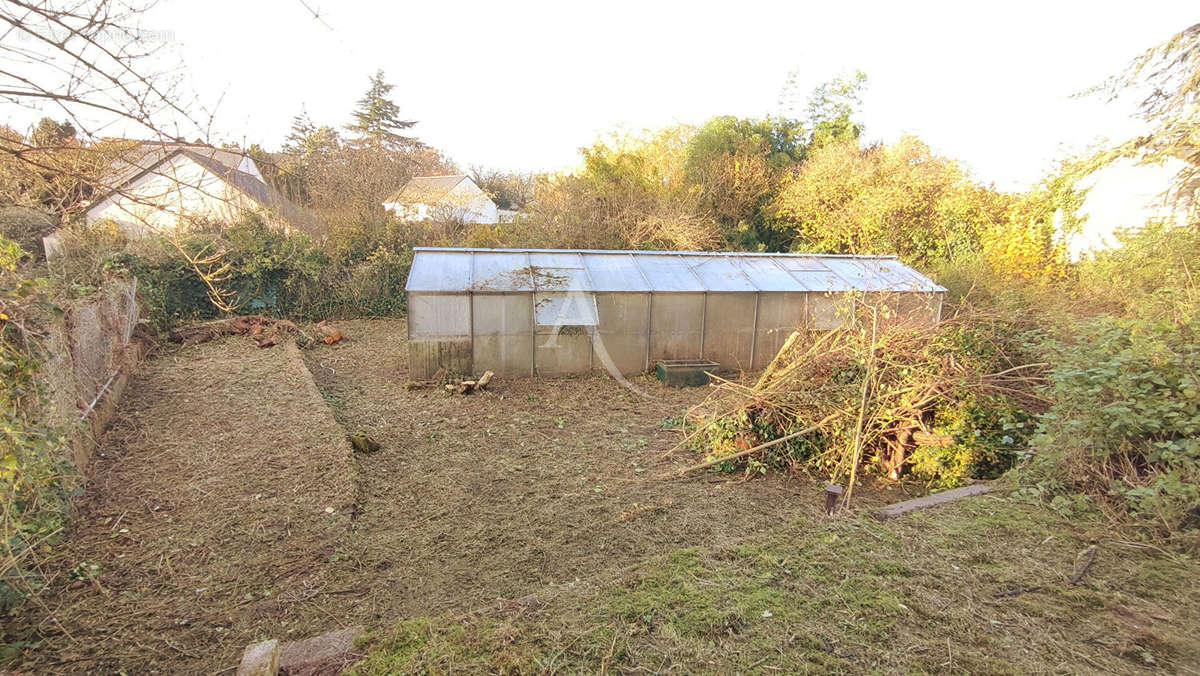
[384,174,471,205]
[89,147,323,237]
[180,151,323,237]
[103,141,256,191]
[406,247,946,294]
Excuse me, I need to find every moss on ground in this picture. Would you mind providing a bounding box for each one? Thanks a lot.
[350,496,1200,674]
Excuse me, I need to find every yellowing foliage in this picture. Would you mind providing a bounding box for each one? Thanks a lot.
[982,168,1086,281]
[771,136,1009,264]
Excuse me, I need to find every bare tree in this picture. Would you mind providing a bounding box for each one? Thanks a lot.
[0,0,219,228]
[468,166,536,211]
[0,0,206,145]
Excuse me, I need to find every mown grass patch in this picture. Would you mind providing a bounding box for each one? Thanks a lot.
[350,494,1200,674]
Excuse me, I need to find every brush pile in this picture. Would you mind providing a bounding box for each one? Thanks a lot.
[676,305,1046,491]
[170,315,298,348]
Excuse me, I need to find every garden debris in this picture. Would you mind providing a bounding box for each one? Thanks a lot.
[674,304,1045,498]
[348,431,381,453]
[314,320,344,345]
[1069,544,1098,585]
[497,594,545,617]
[661,412,840,479]
[995,544,1100,598]
[446,370,494,394]
[171,315,297,348]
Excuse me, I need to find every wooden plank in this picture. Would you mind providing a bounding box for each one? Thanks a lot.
[874,483,994,519]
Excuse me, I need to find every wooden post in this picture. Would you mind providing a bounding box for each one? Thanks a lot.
[468,291,475,376]
[824,484,843,515]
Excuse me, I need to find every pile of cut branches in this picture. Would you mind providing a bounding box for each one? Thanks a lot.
[170,315,298,348]
[670,304,1046,497]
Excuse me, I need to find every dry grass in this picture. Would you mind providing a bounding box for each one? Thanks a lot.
[303,320,904,620]
[4,319,907,672]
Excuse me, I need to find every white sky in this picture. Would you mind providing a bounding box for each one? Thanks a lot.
[3,0,1196,195]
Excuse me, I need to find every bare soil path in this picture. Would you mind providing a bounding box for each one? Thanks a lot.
[7,339,358,673]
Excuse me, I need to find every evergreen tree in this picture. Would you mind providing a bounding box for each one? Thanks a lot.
[284,106,341,157]
[283,106,316,154]
[345,70,419,151]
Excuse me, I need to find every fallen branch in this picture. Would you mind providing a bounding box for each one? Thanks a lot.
[661,410,842,479]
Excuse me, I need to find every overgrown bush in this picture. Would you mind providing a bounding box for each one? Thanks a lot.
[911,394,1034,489]
[44,219,127,297]
[1026,314,1200,534]
[0,207,55,260]
[81,216,415,332]
[0,237,72,610]
[1075,220,1200,322]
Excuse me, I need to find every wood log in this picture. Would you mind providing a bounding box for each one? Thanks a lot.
[315,320,344,344]
[912,430,955,447]
[446,371,495,395]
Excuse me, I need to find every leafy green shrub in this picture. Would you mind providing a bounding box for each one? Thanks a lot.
[0,236,24,271]
[910,395,1033,489]
[99,216,413,331]
[1028,314,1200,534]
[0,247,72,610]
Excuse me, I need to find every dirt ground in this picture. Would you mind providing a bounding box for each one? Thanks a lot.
[8,319,905,673]
[307,320,904,617]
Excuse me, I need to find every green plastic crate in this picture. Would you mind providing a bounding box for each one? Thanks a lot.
[655,360,721,387]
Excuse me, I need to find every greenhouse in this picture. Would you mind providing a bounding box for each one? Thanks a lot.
[405,247,946,379]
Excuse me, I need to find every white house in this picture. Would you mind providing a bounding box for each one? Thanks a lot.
[82,142,321,239]
[383,175,500,224]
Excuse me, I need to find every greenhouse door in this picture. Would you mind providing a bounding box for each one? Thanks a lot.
[534,291,598,376]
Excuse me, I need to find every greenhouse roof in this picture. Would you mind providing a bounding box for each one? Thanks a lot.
[405,247,946,294]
